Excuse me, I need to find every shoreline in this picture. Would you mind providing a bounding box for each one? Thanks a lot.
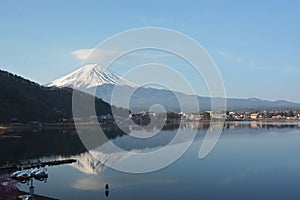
[0,119,299,130]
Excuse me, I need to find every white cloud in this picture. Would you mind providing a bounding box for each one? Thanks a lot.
[71,48,91,60]
[71,48,120,62]
[73,178,103,191]
[73,176,176,191]
[217,50,300,73]
[71,48,175,63]
[285,66,300,73]
[217,50,231,59]
[217,50,243,63]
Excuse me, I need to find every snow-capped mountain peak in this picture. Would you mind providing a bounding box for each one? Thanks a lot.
[46,64,136,89]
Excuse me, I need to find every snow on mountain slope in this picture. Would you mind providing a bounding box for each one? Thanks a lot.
[70,152,106,175]
[46,64,136,89]
[69,149,139,175]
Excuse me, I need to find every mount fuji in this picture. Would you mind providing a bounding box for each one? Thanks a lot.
[47,64,300,112]
[46,64,136,90]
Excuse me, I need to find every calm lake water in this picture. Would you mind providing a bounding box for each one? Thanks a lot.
[1,122,300,200]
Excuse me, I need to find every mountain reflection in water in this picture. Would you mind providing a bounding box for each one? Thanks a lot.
[1,121,300,166]
[1,121,300,200]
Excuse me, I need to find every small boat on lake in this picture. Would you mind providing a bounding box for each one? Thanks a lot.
[10,170,23,178]
[11,168,48,181]
[13,171,31,182]
[32,168,48,180]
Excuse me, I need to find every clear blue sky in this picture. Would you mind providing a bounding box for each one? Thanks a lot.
[0,0,299,102]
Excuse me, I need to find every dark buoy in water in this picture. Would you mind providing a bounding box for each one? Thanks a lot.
[105,190,109,197]
[105,184,109,197]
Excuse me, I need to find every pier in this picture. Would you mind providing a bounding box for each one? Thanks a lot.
[0,159,76,171]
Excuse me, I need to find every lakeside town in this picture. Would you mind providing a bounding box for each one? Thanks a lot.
[182,109,300,121]
[129,109,300,126]
[1,109,300,131]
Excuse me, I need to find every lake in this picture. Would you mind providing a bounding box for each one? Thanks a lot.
[1,121,300,199]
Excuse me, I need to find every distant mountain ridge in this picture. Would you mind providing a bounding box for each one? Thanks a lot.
[48,64,300,112]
